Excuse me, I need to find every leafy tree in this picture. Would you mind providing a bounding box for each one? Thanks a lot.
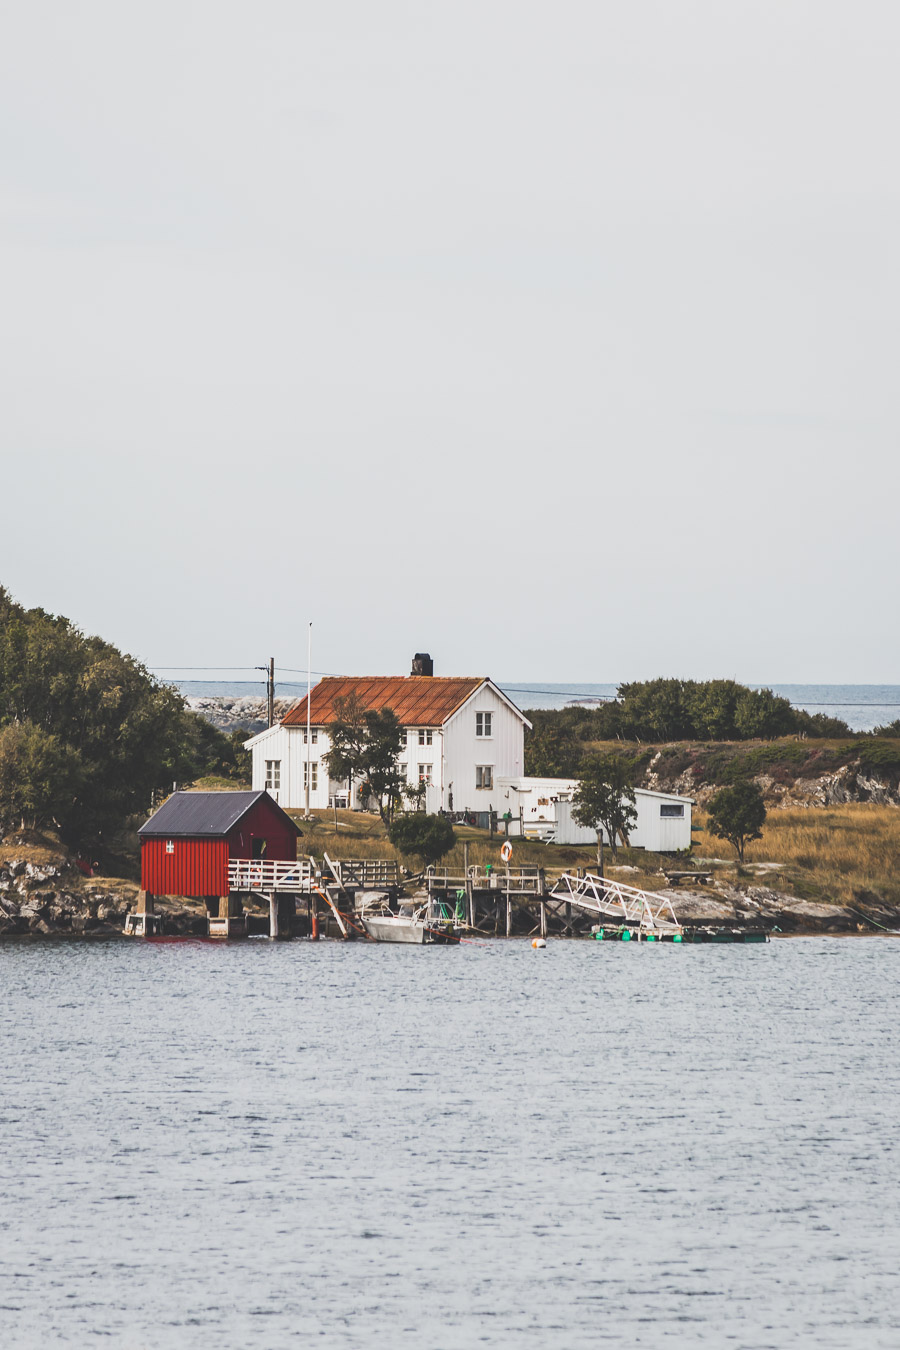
[684,679,742,740]
[0,721,83,833]
[793,710,852,738]
[525,719,582,777]
[403,781,428,812]
[571,754,638,862]
[322,694,405,822]
[733,688,795,740]
[0,585,241,848]
[387,812,455,867]
[619,679,695,742]
[706,781,767,861]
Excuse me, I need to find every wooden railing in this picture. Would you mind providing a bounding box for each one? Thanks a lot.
[227,859,316,893]
[324,858,403,888]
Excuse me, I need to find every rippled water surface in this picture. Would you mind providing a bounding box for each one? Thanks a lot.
[2,937,899,1348]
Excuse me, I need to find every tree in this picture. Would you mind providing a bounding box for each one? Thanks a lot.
[0,721,84,834]
[387,813,455,867]
[0,585,239,848]
[525,718,582,778]
[323,694,405,822]
[706,781,767,861]
[403,781,428,812]
[571,754,638,862]
[733,688,795,740]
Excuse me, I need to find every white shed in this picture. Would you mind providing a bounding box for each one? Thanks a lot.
[496,775,694,851]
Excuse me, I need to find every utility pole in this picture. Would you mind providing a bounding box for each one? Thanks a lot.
[267,656,275,728]
[305,622,312,818]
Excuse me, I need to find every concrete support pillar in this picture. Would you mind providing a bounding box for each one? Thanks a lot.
[269,893,279,940]
[136,890,154,914]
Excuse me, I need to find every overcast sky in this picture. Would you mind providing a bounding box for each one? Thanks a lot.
[1,1,897,684]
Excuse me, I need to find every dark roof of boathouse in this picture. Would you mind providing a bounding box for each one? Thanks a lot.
[138,790,301,839]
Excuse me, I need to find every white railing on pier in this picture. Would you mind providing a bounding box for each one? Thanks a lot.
[550,873,682,935]
[227,859,316,894]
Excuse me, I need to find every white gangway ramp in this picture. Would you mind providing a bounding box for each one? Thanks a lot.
[550,873,682,936]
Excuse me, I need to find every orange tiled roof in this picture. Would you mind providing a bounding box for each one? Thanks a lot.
[282,676,487,728]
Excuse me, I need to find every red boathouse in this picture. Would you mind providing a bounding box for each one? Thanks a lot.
[138,790,301,898]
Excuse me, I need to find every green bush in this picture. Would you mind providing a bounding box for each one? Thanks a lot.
[387,813,455,866]
[857,740,900,781]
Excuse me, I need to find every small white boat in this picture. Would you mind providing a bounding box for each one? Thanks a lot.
[357,895,460,945]
[360,913,427,944]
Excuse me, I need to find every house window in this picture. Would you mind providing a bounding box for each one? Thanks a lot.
[302,729,318,745]
[418,729,433,746]
[418,764,433,786]
[660,803,684,818]
[303,761,319,791]
[265,759,281,790]
[476,712,492,737]
[396,762,408,781]
[476,766,493,790]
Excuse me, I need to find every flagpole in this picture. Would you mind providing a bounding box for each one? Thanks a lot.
[305,622,312,817]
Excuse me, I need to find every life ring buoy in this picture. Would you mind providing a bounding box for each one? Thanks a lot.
[500,841,513,862]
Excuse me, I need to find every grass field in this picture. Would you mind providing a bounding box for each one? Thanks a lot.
[289,803,899,909]
[693,803,899,906]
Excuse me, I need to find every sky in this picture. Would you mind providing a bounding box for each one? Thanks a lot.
[1,1,898,684]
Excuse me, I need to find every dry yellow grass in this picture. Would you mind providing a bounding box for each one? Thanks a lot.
[695,803,900,905]
[289,809,666,880]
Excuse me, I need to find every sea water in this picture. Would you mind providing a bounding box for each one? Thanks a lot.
[2,937,899,1348]
[167,680,900,732]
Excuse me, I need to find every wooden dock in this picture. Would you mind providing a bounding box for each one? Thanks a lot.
[208,858,769,943]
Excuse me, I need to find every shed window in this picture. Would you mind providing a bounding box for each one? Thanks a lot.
[265,759,281,790]
[165,839,174,854]
[303,761,319,791]
[418,764,433,786]
[476,766,493,790]
[418,729,433,745]
[476,712,492,737]
[660,803,684,818]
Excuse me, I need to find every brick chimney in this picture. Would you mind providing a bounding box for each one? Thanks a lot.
[411,653,434,677]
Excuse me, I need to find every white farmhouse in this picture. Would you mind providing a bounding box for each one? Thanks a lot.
[245,655,531,814]
[496,775,694,852]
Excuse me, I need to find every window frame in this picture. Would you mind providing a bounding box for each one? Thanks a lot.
[475,765,494,790]
[475,711,493,738]
[265,759,281,790]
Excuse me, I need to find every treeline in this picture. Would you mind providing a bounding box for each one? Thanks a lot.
[0,587,247,846]
[524,678,854,778]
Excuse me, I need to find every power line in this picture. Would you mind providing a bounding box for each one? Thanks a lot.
[149,667,900,710]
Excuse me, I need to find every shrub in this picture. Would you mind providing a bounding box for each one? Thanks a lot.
[857,740,900,782]
[387,813,455,866]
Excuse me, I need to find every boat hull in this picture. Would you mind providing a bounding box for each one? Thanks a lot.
[361,916,427,944]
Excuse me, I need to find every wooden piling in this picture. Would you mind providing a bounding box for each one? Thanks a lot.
[269,893,279,939]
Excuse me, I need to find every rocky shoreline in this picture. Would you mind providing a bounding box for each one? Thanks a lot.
[2,853,898,939]
[0,857,205,939]
[186,695,295,735]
